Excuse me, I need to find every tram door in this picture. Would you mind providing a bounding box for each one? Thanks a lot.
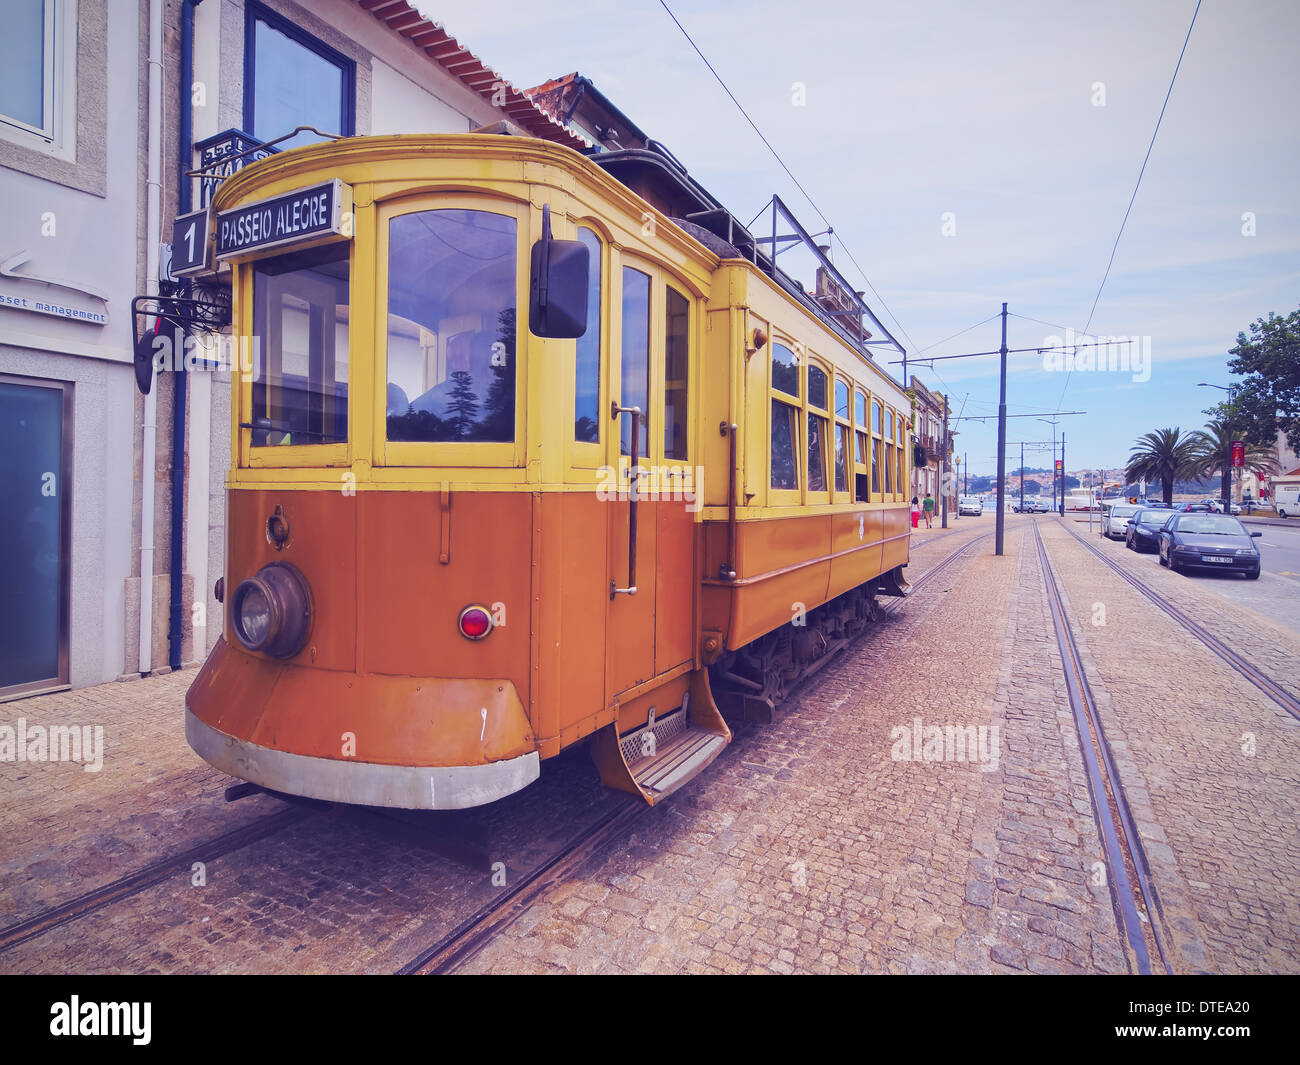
[605,265,694,699]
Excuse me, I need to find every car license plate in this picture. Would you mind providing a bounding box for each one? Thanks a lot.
[1202,555,1232,564]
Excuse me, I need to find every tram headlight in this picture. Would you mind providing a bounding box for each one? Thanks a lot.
[231,562,312,659]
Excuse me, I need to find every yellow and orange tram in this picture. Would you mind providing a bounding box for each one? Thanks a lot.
[185,131,914,809]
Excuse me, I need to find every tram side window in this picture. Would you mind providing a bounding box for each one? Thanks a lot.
[251,242,350,447]
[871,400,882,497]
[834,378,850,494]
[884,409,895,494]
[620,267,650,457]
[807,364,828,494]
[664,287,689,461]
[770,341,800,492]
[854,389,869,502]
[574,227,602,443]
[807,413,827,493]
[385,209,516,444]
[771,400,799,490]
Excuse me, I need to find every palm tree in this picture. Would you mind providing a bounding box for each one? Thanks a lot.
[1125,428,1201,505]
[1186,416,1278,506]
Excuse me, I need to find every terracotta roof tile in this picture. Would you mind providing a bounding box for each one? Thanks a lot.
[352,1,587,148]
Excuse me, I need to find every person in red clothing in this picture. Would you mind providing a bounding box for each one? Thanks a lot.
[911,496,921,528]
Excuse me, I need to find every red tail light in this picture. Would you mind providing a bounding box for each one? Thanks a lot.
[458,604,493,640]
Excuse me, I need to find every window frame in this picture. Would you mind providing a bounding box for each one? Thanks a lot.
[374,193,530,470]
[238,238,354,471]
[853,387,870,503]
[0,0,75,158]
[767,337,803,504]
[605,254,699,499]
[568,221,608,468]
[243,1,356,147]
[804,358,831,502]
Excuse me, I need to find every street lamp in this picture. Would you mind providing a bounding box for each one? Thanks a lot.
[1197,382,1236,511]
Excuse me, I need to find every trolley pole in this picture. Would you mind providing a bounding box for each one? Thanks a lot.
[995,302,1008,555]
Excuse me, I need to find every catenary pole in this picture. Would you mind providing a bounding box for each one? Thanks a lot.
[995,302,1008,555]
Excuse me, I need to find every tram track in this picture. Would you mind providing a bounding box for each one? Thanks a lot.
[399,529,993,974]
[1032,520,1173,975]
[1059,520,1300,722]
[0,805,314,956]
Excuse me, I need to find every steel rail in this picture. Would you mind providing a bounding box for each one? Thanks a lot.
[1033,521,1173,975]
[1061,521,1300,722]
[0,805,313,955]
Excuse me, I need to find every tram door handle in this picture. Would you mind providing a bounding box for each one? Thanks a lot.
[610,402,642,599]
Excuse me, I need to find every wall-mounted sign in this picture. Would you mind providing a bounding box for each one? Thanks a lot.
[194,128,279,208]
[215,180,351,262]
[0,280,108,325]
[169,208,212,277]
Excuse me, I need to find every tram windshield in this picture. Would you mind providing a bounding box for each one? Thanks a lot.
[250,243,350,447]
[385,208,517,443]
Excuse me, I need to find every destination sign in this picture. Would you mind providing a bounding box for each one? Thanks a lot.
[215,180,350,261]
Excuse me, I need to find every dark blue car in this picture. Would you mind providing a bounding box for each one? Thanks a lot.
[1125,508,1175,553]
[1157,513,1263,579]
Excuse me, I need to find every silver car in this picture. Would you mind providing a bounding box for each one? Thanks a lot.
[1104,503,1141,539]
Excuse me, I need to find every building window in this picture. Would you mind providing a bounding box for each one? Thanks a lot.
[0,0,52,137]
[245,2,354,151]
[0,0,78,157]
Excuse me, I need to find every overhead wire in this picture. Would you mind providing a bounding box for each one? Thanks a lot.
[1056,0,1202,412]
[658,0,915,353]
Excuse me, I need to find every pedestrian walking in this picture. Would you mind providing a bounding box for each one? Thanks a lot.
[911,496,920,529]
[923,491,935,529]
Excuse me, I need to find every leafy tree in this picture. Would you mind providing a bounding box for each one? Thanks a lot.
[1187,415,1278,504]
[1021,479,1042,496]
[1124,428,1201,505]
[1226,306,1300,451]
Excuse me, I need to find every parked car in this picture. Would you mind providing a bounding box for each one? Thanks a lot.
[1157,513,1262,579]
[958,496,983,516]
[1179,502,1214,513]
[1103,503,1141,539]
[1126,508,1175,553]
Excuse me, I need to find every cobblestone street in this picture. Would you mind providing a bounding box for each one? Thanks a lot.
[2,515,1297,975]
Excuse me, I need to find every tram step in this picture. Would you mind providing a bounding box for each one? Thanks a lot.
[628,721,727,799]
[590,670,731,805]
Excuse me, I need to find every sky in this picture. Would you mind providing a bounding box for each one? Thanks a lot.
[425,0,1300,477]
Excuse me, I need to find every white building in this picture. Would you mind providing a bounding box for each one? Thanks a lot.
[0,0,140,700]
[0,0,582,701]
